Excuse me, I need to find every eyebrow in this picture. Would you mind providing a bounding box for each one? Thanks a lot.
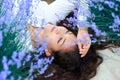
[57,37,66,45]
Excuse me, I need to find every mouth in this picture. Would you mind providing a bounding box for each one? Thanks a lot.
[51,26,56,32]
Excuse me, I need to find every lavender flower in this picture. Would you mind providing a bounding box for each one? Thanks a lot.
[10,76,14,80]
[1,56,11,80]
[39,64,48,74]
[2,56,8,71]
[116,0,120,2]
[104,1,115,8]
[98,4,104,11]
[114,16,120,25]
[18,50,26,61]
[0,71,7,80]
[0,16,4,25]
[91,22,101,36]
[25,54,31,62]
[0,31,3,47]
[45,73,54,78]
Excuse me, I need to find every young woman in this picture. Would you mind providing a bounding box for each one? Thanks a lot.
[27,0,91,58]
[28,11,120,80]
[27,8,103,80]
[27,0,120,80]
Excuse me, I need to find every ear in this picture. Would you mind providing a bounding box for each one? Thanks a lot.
[45,49,52,57]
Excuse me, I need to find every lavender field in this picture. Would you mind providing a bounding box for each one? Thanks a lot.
[0,0,120,80]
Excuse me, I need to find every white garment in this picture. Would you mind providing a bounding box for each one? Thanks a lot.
[45,0,76,25]
[27,0,48,27]
[91,47,120,80]
[27,0,89,27]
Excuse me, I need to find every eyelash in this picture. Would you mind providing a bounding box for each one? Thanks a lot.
[57,30,72,44]
[58,37,63,44]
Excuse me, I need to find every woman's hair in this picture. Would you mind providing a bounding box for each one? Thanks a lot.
[35,46,102,80]
[51,46,103,80]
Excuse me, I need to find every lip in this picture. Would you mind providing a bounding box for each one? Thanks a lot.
[51,26,56,32]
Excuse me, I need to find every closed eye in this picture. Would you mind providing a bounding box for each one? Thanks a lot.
[57,37,63,44]
[57,30,68,44]
[57,30,72,45]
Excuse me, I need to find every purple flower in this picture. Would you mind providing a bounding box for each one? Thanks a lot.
[25,54,31,62]
[116,0,120,2]
[2,56,8,71]
[117,34,120,36]
[0,16,5,25]
[114,16,120,25]
[0,71,7,80]
[104,1,115,8]
[8,60,14,65]
[18,50,26,61]
[98,4,104,11]
[1,56,11,80]
[91,38,97,44]
[11,51,18,62]
[5,10,14,25]
[0,31,3,47]
[45,73,54,78]
[91,22,102,36]
[39,64,48,74]
[10,76,14,80]
[37,59,44,68]
[101,31,106,36]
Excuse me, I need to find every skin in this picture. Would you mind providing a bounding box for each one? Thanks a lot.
[77,27,91,57]
[28,24,76,56]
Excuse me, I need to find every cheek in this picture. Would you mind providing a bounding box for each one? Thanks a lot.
[47,34,60,50]
[47,43,60,52]
[48,32,60,42]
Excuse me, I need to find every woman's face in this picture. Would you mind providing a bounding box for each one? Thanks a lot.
[39,24,77,53]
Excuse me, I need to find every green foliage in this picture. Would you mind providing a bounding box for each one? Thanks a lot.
[88,0,120,44]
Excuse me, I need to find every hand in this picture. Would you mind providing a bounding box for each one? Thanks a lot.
[77,29,91,57]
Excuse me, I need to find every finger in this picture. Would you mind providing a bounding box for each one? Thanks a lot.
[79,51,84,54]
[78,42,90,56]
[79,44,88,54]
[80,48,89,57]
[78,43,83,51]
[81,51,87,58]
[81,54,85,58]
[80,50,87,55]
